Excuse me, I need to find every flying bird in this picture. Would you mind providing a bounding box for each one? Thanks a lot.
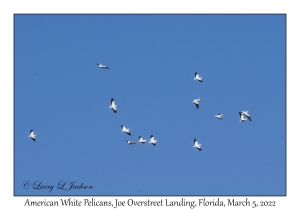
[121,125,131,136]
[109,98,119,113]
[241,110,251,121]
[193,138,203,151]
[214,113,224,120]
[193,98,201,109]
[138,136,147,144]
[97,63,109,69]
[239,112,247,122]
[149,135,158,146]
[194,72,204,82]
[126,141,136,145]
[28,129,37,141]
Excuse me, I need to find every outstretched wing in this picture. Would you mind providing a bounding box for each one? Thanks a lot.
[245,115,251,121]
[194,139,199,147]
[240,114,246,121]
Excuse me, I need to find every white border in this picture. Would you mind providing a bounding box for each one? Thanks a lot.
[1,0,298,209]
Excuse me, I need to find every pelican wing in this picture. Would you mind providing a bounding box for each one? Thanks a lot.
[245,115,251,121]
[194,139,199,147]
[240,114,246,121]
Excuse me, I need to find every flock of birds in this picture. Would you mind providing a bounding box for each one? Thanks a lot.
[28,64,252,152]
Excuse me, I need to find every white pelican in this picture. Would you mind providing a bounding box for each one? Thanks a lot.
[214,113,224,120]
[138,136,147,144]
[126,141,136,145]
[241,110,251,121]
[193,98,201,109]
[193,138,203,151]
[109,98,119,113]
[194,72,204,82]
[239,112,247,122]
[149,135,158,146]
[121,125,131,136]
[28,129,37,141]
[97,63,109,69]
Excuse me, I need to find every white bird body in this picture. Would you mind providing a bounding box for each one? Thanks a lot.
[193,139,203,151]
[214,113,224,120]
[109,98,119,113]
[97,63,109,69]
[194,72,204,82]
[121,125,131,136]
[138,136,147,144]
[126,141,136,145]
[193,98,201,109]
[149,135,158,146]
[239,112,247,122]
[241,111,251,121]
[28,129,37,141]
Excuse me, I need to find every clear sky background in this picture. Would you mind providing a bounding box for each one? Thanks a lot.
[14,14,286,196]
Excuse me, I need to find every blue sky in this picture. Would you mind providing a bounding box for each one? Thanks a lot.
[14,14,286,196]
